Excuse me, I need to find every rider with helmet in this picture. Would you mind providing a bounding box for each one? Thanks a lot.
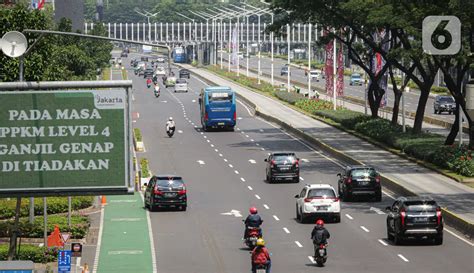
[244,207,263,239]
[251,238,271,273]
[311,219,330,257]
[166,117,175,132]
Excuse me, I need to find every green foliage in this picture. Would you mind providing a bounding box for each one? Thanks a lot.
[0,197,93,220]
[273,90,305,105]
[295,99,335,114]
[0,5,112,82]
[134,128,143,142]
[0,245,59,263]
[208,65,276,94]
[140,158,150,178]
[0,215,90,238]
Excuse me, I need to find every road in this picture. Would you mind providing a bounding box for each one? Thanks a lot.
[221,53,458,125]
[125,53,473,273]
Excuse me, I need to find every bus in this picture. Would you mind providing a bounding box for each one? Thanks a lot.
[173,46,186,63]
[199,87,236,131]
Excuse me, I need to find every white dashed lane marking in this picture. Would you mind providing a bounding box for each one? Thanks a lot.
[360,226,370,233]
[247,186,253,191]
[378,239,388,246]
[249,159,256,164]
[398,254,409,262]
[273,215,280,221]
[283,227,290,234]
[197,160,205,165]
[229,164,233,168]
[345,214,353,220]
[255,194,261,199]
[234,170,239,174]
[295,241,303,248]
[263,204,270,210]
[240,177,246,182]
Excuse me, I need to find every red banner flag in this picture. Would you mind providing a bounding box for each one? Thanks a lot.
[336,42,344,97]
[325,39,334,96]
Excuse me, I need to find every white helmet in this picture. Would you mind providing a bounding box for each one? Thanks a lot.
[169,117,173,121]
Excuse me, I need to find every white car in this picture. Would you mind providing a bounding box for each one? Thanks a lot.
[295,184,341,223]
[154,67,166,76]
[308,70,322,81]
[174,78,188,92]
[156,57,165,63]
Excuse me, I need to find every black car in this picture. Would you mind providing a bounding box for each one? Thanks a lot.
[179,69,190,79]
[434,95,456,114]
[141,56,149,62]
[144,175,187,211]
[264,152,299,183]
[386,197,443,245]
[280,65,290,76]
[120,51,128,58]
[337,166,382,201]
[143,68,154,78]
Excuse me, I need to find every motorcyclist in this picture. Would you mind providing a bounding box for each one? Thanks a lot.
[166,117,175,132]
[311,219,330,257]
[244,207,263,240]
[146,78,152,87]
[154,85,160,97]
[251,238,271,273]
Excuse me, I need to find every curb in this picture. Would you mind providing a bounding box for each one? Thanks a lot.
[184,65,473,240]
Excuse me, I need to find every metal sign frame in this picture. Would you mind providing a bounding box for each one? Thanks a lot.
[0,80,134,197]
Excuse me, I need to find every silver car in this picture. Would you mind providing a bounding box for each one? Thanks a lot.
[174,78,188,93]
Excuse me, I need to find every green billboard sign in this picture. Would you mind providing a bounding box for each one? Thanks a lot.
[0,90,131,197]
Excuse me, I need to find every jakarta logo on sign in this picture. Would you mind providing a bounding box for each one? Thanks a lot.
[0,90,131,197]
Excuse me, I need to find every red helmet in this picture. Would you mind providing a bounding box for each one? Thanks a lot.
[316,219,324,227]
[249,207,258,214]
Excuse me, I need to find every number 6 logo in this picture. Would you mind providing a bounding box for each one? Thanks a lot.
[422,16,461,55]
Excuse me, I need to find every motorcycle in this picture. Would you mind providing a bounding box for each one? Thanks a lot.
[255,264,268,273]
[154,86,160,98]
[166,125,175,137]
[314,243,327,266]
[244,227,261,249]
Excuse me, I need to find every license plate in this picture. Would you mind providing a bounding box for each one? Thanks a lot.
[359,181,369,186]
[413,217,428,222]
[319,249,325,255]
[316,206,329,211]
[218,122,225,125]
[164,193,176,198]
[256,269,266,273]
[280,167,290,171]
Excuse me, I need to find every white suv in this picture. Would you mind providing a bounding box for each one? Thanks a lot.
[295,184,341,223]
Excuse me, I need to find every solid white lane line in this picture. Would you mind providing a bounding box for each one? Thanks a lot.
[139,192,157,273]
[295,241,303,248]
[345,214,354,220]
[273,215,280,221]
[444,229,474,246]
[255,194,261,200]
[236,99,254,116]
[240,177,246,182]
[308,256,316,264]
[235,170,239,174]
[300,177,304,181]
[263,204,270,210]
[378,239,388,246]
[397,254,409,262]
[360,226,370,232]
[283,227,290,234]
[229,164,233,168]
[92,207,104,273]
[248,186,253,191]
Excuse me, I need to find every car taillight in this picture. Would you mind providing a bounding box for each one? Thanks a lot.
[436,207,442,225]
[153,186,163,196]
[271,160,276,168]
[332,197,340,202]
[204,112,208,121]
[233,111,236,121]
[304,198,313,202]
[400,208,406,227]
[375,176,381,183]
[293,159,299,167]
[178,189,187,195]
[345,177,352,184]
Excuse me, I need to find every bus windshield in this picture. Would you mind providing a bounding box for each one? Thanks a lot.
[208,92,233,103]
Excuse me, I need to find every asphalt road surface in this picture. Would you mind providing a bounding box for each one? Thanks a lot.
[125,54,473,273]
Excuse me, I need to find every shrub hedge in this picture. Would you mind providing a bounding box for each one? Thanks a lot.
[0,245,59,263]
[295,99,336,114]
[0,197,93,220]
[273,90,305,105]
[140,158,150,178]
[0,215,89,239]
[134,128,142,142]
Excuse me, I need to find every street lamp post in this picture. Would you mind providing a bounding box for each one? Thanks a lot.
[307,23,311,98]
[287,24,291,93]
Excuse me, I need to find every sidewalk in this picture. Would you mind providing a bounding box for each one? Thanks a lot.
[181,64,474,234]
[94,193,155,273]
